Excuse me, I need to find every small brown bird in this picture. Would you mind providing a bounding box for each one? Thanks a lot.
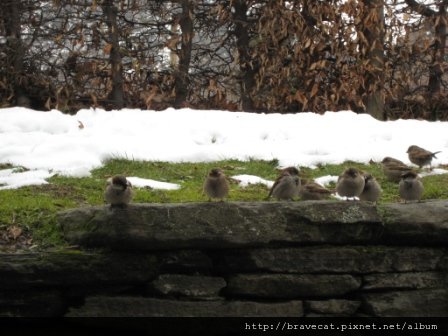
[268,167,300,201]
[359,173,382,203]
[399,171,424,203]
[407,145,441,169]
[381,156,406,166]
[336,167,365,200]
[381,157,414,183]
[299,179,332,200]
[105,175,133,207]
[203,168,229,201]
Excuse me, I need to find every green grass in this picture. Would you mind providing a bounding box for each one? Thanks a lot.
[91,158,281,203]
[0,158,447,249]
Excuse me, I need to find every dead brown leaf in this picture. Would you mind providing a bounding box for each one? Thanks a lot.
[8,226,23,240]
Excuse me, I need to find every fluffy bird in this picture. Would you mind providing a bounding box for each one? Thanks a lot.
[336,167,365,200]
[299,179,332,200]
[359,173,382,203]
[381,157,413,183]
[399,171,424,203]
[105,175,133,207]
[268,167,300,201]
[407,145,441,169]
[203,168,229,201]
[381,156,406,166]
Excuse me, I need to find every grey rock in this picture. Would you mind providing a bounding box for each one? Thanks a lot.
[305,299,361,315]
[380,200,448,245]
[158,250,214,273]
[226,274,361,298]
[58,201,448,250]
[216,246,447,274]
[66,296,304,317]
[148,274,226,299]
[58,201,383,250]
[363,272,448,290]
[363,289,448,317]
[0,251,159,288]
[305,313,346,317]
[0,290,64,317]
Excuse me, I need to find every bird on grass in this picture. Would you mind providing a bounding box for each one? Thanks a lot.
[105,175,133,207]
[381,157,414,183]
[407,145,441,170]
[203,168,229,202]
[336,167,365,200]
[381,156,406,166]
[268,167,300,201]
[298,179,332,200]
[359,173,382,203]
[399,171,424,203]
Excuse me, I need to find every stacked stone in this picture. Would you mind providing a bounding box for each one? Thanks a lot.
[0,201,447,317]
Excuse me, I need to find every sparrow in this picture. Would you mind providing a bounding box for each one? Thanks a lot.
[203,168,229,201]
[407,145,441,169]
[105,175,133,207]
[336,167,365,200]
[399,171,424,203]
[381,157,414,183]
[268,167,300,201]
[381,156,406,166]
[359,173,382,203]
[298,179,332,200]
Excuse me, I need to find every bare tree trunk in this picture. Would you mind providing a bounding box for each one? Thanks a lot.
[103,0,124,109]
[233,0,256,111]
[360,0,385,120]
[174,0,194,108]
[428,4,446,94]
[3,0,29,107]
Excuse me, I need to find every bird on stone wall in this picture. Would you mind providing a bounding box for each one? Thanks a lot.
[203,168,229,202]
[268,167,300,201]
[359,173,382,203]
[399,171,424,203]
[407,145,441,170]
[336,167,365,200]
[105,175,134,207]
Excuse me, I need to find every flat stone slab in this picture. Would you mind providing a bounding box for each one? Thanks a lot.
[305,299,361,315]
[215,246,447,274]
[58,200,448,250]
[363,272,448,290]
[0,290,64,317]
[66,296,304,317]
[363,289,448,317]
[58,201,384,250]
[226,274,361,298]
[148,274,226,299]
[0,252,159,288]
[158,250,214,273]
[380,200,448,244]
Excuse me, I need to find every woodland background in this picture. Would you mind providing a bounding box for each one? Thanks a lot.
[1,0,447,120]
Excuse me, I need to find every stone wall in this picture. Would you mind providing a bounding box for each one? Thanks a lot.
[1,200,447,317]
